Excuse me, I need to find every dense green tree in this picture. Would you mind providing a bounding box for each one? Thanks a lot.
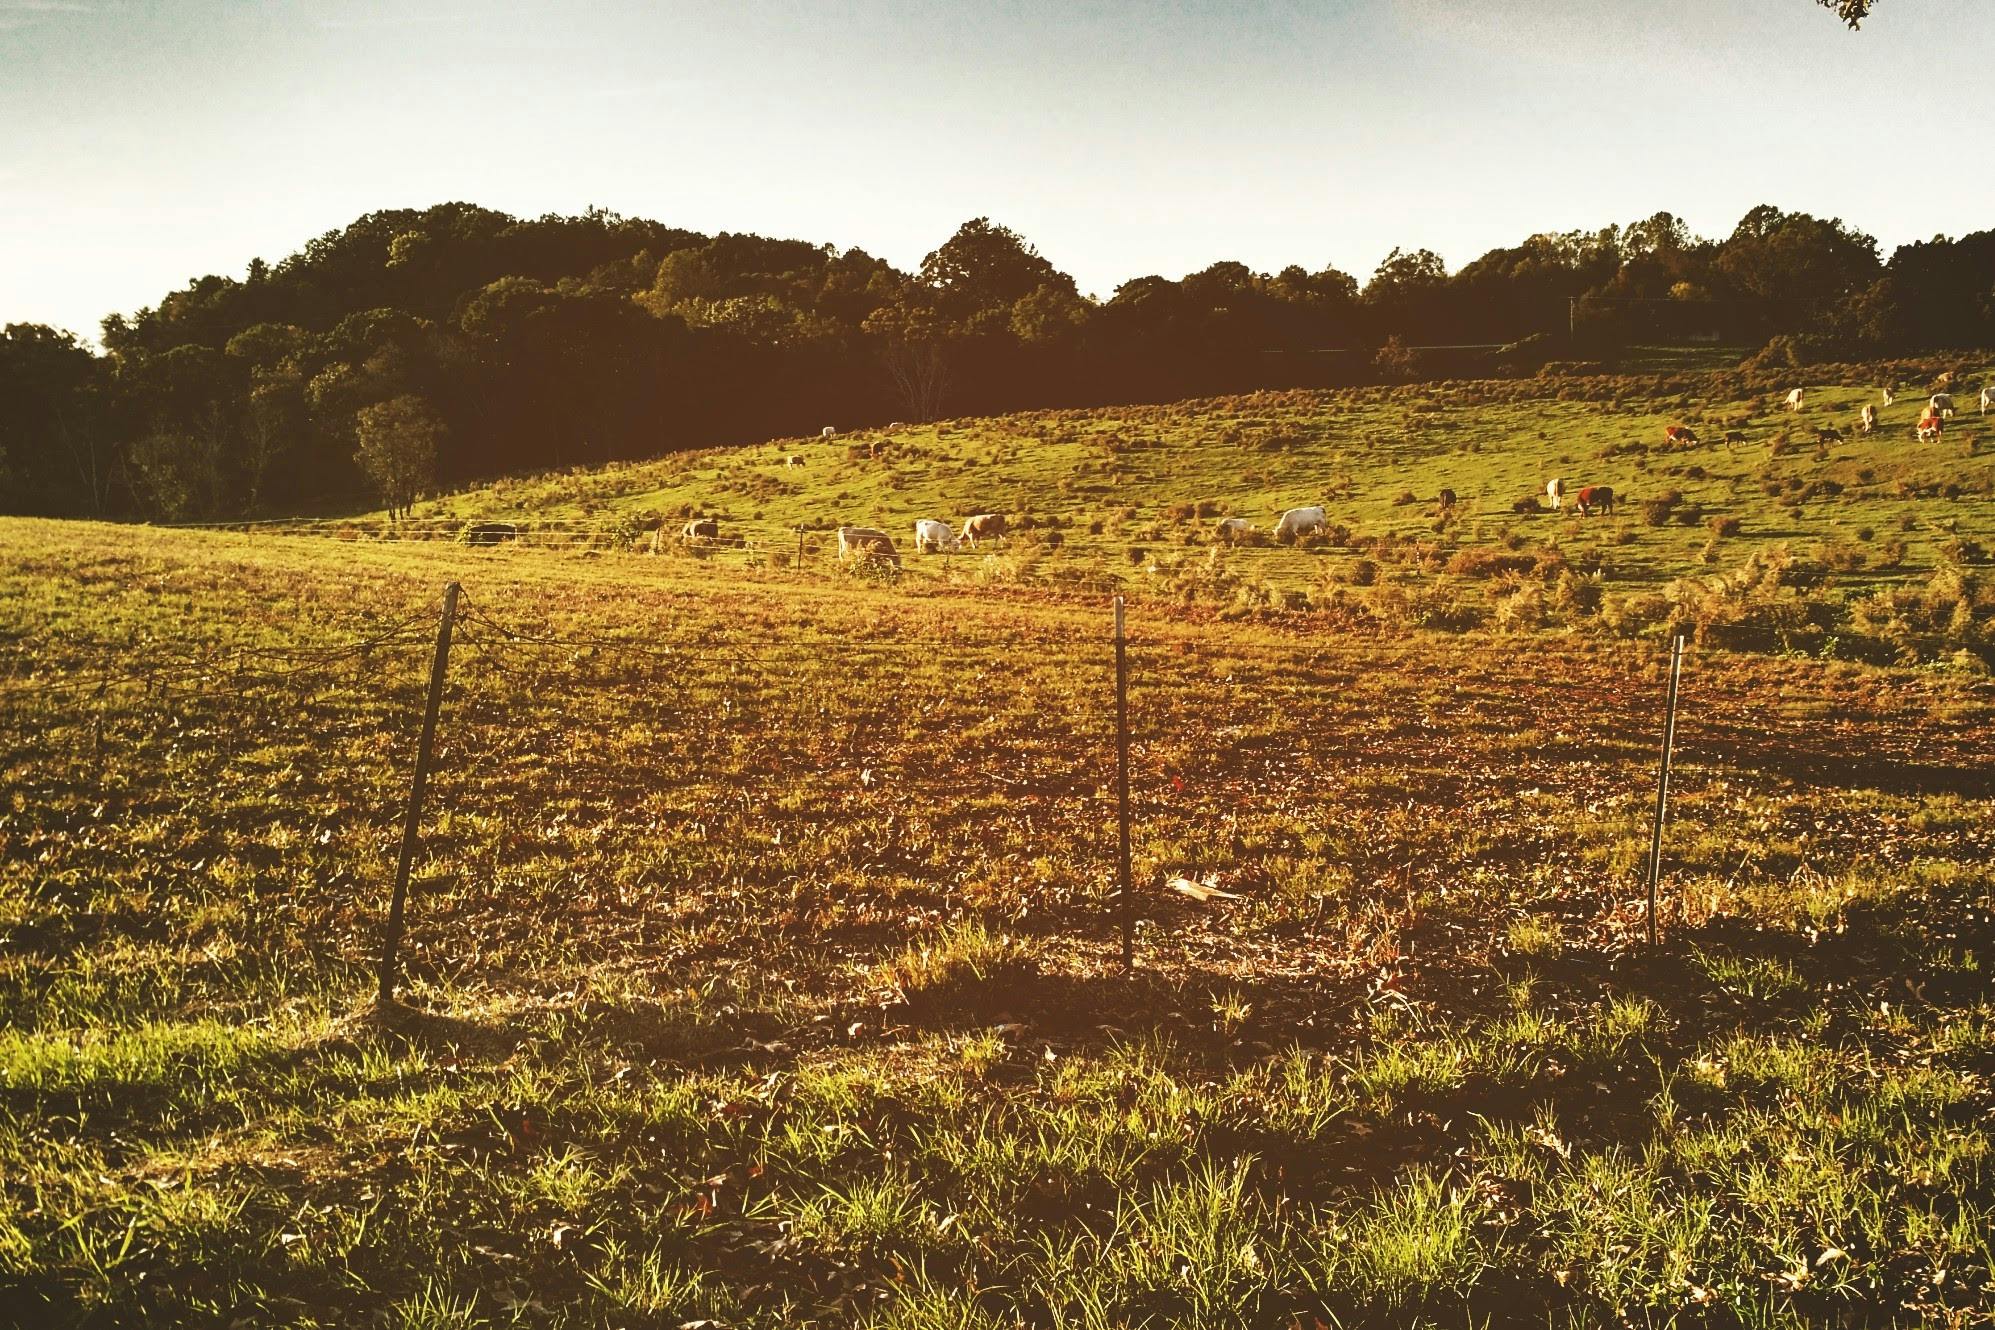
[0,197,1980,521]
[354,394,443,521]
[919,219,1076,328]
[0,325,116,516]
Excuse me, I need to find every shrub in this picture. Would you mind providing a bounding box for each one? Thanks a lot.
[1552,569,1603,616]
[1642,490,1683,527]
[1708,515,1742,538]
[1446,548,1537,579]
[1348,558,1380,586]
[1374,335,1421,382]
[1601,591,1670,637]
[1493,583,1547,631]
[1941,538,1989,566]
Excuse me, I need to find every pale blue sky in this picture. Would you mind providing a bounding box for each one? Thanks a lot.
[3,0,1991,341]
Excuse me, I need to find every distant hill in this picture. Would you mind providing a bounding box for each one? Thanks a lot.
[403,356,1995,664]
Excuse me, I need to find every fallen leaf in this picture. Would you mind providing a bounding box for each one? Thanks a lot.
[1169,876,1242,903]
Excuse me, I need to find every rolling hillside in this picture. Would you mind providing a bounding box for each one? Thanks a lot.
[390,357,1995,657]
[4,357,1994,1325]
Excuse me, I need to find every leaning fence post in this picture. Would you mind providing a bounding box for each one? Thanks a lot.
[1645,633,1686,945]
[1114,596,1133,972]
[379,582,460,1006]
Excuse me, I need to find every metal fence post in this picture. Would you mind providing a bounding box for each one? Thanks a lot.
[378,581,460,1006]
[1645,633,1686,945]
[1115,596,1133,972]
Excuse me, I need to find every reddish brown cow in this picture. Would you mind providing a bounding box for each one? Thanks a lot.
[1664,425,1698,447]
[961,512,1008,547]
[1574,485,1615,516]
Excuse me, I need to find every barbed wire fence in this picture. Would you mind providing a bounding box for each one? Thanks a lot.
[3,578,1704,1008]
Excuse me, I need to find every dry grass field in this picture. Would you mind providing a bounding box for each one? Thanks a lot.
[3,505,1991,1326]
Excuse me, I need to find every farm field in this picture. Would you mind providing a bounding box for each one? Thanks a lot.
[2,514,1992,1327]
[380,360,1995,660]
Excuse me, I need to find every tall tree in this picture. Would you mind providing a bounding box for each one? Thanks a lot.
[354,395,443,521]
[1819,0,1875,27]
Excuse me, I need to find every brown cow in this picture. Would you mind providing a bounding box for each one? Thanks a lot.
[961,512,1008,547]
[837,525,901,567]
[1812,426,1845,445]
[681,518,719,543]
[1574,485,1615,516]
[1664,425,1698,447]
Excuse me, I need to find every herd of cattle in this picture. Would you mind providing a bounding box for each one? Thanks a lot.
[604,380,1987,565]
[1777,381,1982,445]
[661,511,1009,568]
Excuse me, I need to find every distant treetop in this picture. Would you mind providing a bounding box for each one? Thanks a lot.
[1819,0,1875,27]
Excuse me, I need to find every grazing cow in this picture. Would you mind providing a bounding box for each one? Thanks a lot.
[1812,426,1845,445]
[821,426,838,439]
[1545,478,1565,509]
[887,421,907,432]
[1574,485,1615,516]
[1859,404,1877,435]
[1273,506,1327,540]
[1935,371,1957,391]
[1917,410,1944,443]
[1723,430,1747,450]
[1882,385,1896,407]
[1436,488,1457,510]
[785,454,805,468]
[462,522,519,546]
[1784,388,1806,412]
[913,518,958,554]
[1931,393,1955,420]
[1664,425,1698,447]
[681,518,719,543]
[837,525,901,567]
[1982,387,1994,416]
[961,512,1008,547]
[1214,516,1250,539]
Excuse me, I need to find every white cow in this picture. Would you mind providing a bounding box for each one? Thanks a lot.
[1273,506,1327,540]
[913,518,958,553]
[1982,387,1993,416]
[821,426,838,439]
[1784,388,1806,412]
[1214,516,1250,539]
[1882,386,1896,407]
[1859,404,1877,435]
[1931,393,1955,420]
[837,525,900,566]
[1545,478,1565,510]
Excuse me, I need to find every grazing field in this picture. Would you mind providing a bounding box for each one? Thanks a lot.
[361,358,1995,671]
[2,515,1992,1327]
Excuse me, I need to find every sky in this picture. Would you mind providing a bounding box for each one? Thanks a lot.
[3,0,1993,342]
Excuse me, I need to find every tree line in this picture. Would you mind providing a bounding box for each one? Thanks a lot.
[3,201,1991,521]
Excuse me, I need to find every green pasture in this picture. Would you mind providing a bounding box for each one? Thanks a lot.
[1,519,1990,1325]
